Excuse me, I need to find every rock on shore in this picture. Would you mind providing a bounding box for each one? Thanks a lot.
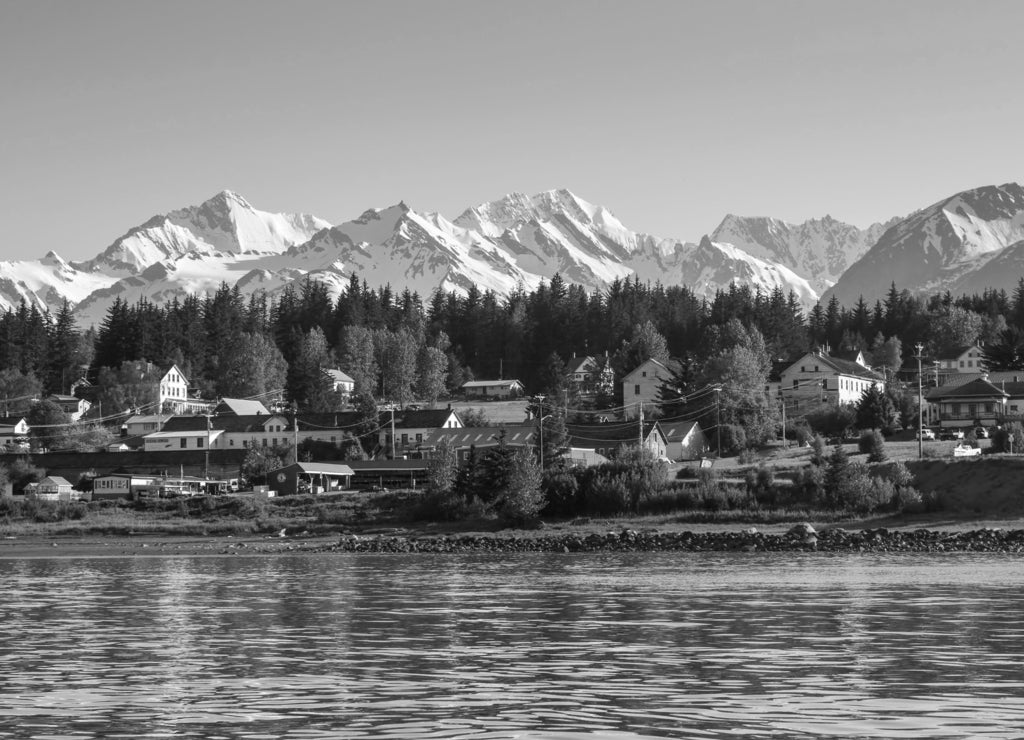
[293,526,1024,555]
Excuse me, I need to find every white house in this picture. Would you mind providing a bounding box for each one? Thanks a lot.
[46,394,91,422]
[658,419,708,461]
[0,416,30,449]
[123,414,170,437]
[937,345,986,374]
[158,364,213,414]
[325,369,355,397]
[779,350,884,406]
[461,379,525,399]
[33,476,78,501]
[622,358,676,419]
[565,355,614,395]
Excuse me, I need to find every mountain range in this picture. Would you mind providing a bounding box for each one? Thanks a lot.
[3,182,1024,327]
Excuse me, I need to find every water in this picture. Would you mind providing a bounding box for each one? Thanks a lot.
[1,551,1023,739]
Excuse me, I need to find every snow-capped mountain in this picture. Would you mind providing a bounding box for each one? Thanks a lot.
[825,182,1024,306]
[78,190,330,275]
[710,213,899,294]
[0,186,904,326]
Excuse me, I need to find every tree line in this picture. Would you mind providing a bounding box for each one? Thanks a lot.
[4,274,1024,421]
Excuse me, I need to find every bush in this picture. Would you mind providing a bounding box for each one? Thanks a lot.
[585,474,632,515]
[859,430,888,462]
[717,425,747,456]
[737,448,759,465]
[810,434,827,466]
[541,468,582,517]
[805,404,857,438]
[991,422,1024,453]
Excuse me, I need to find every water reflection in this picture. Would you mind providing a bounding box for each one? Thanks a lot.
[1,552,1023,738]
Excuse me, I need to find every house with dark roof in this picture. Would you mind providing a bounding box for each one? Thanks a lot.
[779,350,884,406]
[378,407,463,457]
[0,416,29,449]
[214,398,271,416]
[566,420,668,461]
[565,354,614,395]
[144,411,292,452]
[657,418,708,461]
[421,425,536,462]
[937,345,986,374]
[46,394,91,422]
[926,374,1022,429]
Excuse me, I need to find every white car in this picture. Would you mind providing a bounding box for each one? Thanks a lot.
[918,428,936,441]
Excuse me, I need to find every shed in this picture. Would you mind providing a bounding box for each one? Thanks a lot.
[268,462,355,496]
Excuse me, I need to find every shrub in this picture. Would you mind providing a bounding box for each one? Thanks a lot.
[541,468,582,517]
[737,448,759,465]
[810,434,827,466]
[805,404,857,438]
[991,422,1024,453]
[585,474,631,515]
[859,430,888,462]
[717,425,747,456]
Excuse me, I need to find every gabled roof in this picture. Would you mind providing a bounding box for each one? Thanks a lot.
[387,408,459,429]
[162,413,289,434]
[0,416,27,427]
[788,352,881,381]
[658,420,701,442]
[295,411,365,432]
[926,377,1011,401]
[145,429,225,440]
[125,414,169,425]
[423,426,535,448]
[215,398,270,416]
[270,462,356,476]
[622,357,679,383]
[567,421,665,447]
[566,355,597,374]
[40,476,72,486]
[462,379,524,389]
[324,369,354,384]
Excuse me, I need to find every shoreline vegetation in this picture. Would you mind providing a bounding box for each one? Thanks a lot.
[5,442,1024,558]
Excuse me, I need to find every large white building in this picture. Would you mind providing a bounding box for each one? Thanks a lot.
[778,350,884,406]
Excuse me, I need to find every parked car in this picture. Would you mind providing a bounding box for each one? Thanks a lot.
[939,429,965,441]
[974,427,989,439]
[917,428,936,441]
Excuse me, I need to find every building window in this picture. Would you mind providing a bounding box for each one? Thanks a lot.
[642,371,647,377]
[793,379,798,389]
[197,437,203,448]
[180,438,187,449]
[634,384,640,395]
[960,360,965,367]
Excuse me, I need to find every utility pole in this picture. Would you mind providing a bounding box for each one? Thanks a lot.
[714,385,722,457]
[638,401,644,450]
[292,404,299,464]
[390,405,396,459]
[535,395,546,468]
[204,412,212,481]
[916,342,924,459]
[780,393,786,449]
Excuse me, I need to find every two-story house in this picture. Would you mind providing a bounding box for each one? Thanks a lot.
[622,358,678,420]
[565,355,615,396]
[159,364,215,414]
[778,350,884,406]
[0,416,30,449]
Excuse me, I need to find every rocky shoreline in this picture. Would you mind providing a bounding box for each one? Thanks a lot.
[298,525,1024,555]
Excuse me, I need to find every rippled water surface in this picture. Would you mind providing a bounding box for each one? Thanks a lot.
[2,551,1024,739]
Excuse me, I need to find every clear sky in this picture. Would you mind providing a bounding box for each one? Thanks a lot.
[1,0,1021,262]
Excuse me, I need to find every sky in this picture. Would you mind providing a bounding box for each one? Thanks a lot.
[1,0,1022,262]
